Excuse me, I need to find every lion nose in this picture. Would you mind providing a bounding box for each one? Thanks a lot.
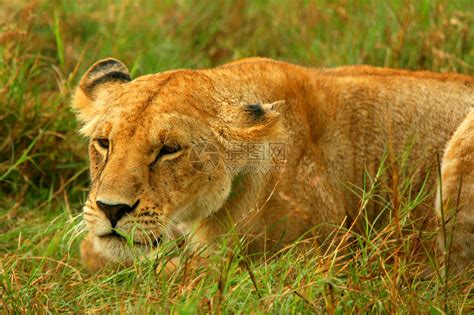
[96,200,139,228]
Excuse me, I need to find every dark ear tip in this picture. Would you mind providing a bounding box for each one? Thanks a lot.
[245,103,265,121]
[244,100,284,122]
[93,58,126,68]
[80,58,131,97]
[86,58,130,79]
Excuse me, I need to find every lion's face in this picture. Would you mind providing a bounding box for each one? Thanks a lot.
[85,108,231,261]
[72,59,282,263]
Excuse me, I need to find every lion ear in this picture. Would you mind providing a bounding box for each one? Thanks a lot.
[226,100,285,141]
[72,58,131,124]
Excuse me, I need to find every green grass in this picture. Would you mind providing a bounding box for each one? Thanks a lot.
[0,0,473,313]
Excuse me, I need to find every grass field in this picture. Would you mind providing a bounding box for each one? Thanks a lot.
[0,0,473,313]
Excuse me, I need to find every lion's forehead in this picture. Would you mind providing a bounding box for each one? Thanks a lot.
[104,87,209,123]
[92,71,221,144]
[104,111,167,143]
[116,70,216,100]
[108,71,221,111]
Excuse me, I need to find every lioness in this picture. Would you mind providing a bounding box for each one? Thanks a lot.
[73,57,473,273]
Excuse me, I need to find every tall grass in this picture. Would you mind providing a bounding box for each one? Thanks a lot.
[0,0,472,313]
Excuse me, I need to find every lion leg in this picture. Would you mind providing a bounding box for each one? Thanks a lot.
[436,110,474,276]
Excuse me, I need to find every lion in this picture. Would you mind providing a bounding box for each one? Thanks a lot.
[436,109,474,275]
[72,57,473,273]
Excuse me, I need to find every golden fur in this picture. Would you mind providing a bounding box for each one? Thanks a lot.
[72,57,473,272]
[436,110,474,275]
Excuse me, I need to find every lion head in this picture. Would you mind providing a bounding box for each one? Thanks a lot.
[72,58,283,265]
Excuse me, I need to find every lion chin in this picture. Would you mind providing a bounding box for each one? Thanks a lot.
[80,231,168,272]
[80,234,138,271]
[73,57,473,275]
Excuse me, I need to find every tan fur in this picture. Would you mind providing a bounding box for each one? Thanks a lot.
[436,110,474,275]
[72,57,473,272]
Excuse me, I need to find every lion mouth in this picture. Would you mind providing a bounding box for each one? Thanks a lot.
[99,231,162,247]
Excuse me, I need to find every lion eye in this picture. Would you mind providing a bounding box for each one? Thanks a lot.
[152,144,181,166]
[160,144,181,155]
[150,144,182,167]
[97,138,110,149]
